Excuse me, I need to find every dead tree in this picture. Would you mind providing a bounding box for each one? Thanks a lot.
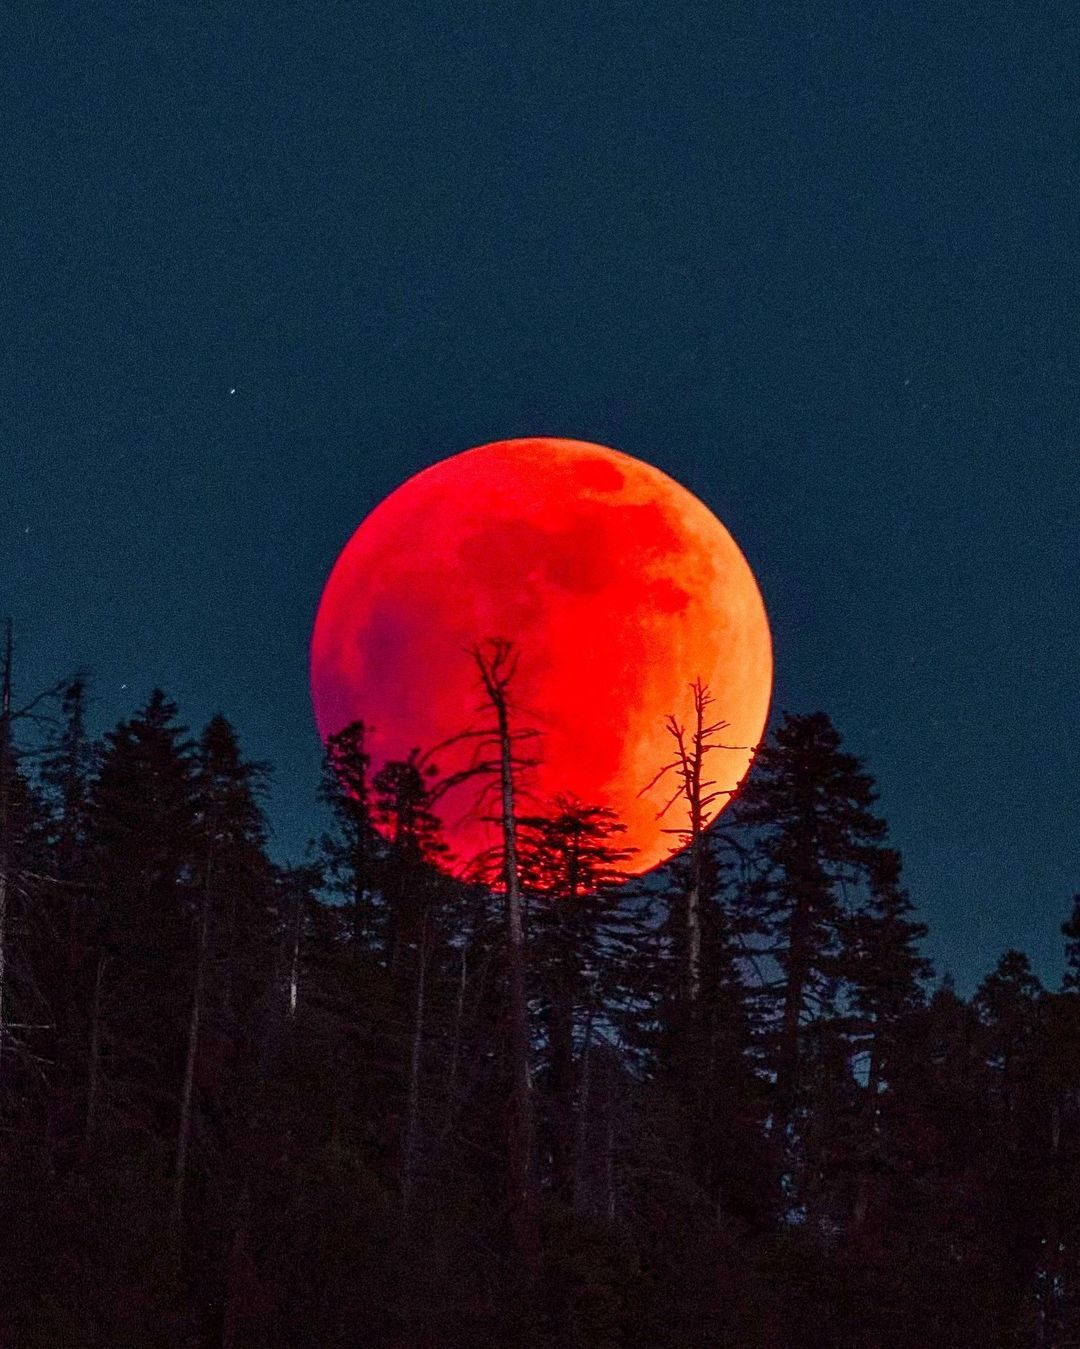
[410,639,541,1269]
[640,678,744,1013]
[471,639,540,1276]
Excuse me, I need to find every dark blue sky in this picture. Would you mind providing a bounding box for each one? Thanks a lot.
[5,2,1077,990]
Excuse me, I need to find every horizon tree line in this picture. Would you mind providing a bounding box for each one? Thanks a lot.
[0,622,1078,1347]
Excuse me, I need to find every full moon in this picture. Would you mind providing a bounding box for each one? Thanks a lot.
[310,437,772,874]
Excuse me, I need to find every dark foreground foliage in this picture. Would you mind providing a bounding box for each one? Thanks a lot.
[1,662,1079,1348]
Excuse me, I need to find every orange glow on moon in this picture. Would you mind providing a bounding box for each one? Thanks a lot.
[310,438,772,874]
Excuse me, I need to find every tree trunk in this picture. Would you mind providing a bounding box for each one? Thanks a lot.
[686,829,702,1011]
[475,644,538,1275]
[774,894,812,1149]
[58,677,88,971]
[603,1100,616,1223]
[222,1190,256,1349]
[174,857,212,1230]
[85,953,107,1150]
[548,979,576,1203]
[402,912,429,1222]
[500,705,537,1272]
[682,682,712,1011]
[288,881,302,1018]
[444,944,466,1132]
[573,1001,594,1214]
[852,1030,883,1229]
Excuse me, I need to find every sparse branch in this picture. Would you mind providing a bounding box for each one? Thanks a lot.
[638,678,749,1010]
[469,638,539,1273]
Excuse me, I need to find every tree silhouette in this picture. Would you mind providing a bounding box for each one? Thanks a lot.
[2,636,1079,1346]
[319,719,383,951]
[472,638,540,1278]
[734,710,891,1215]
[518,797,633,1206]
[641,678,746,1014]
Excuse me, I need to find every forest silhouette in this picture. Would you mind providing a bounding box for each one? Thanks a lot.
[1,625,1078,1348]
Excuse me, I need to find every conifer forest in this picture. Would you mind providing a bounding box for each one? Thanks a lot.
[1,628,1078,1348]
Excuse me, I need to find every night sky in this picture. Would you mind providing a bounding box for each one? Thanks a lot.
[5,3,1077,990]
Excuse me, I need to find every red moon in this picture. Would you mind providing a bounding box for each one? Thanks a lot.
[310,438,772,874]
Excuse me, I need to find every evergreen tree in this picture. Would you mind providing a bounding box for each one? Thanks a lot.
[319,719,384,951]
[843,848,930,1098]
[733,711,890,1212]
[1062,893,1080,991]
[83,689,199,1146]
[87,689,198,924]
[0,641,52,1114]
[39,677,92,879]
[174,714,275,1225]
[373,747,448,975]
[847,976,1005,1344]
[975,948,1044,1085]
[971,952,1054,1338]
[36,677,95,1002]
[370,748,454,1222]
[193,713,275,1010]
[7,634,1080,1345]
[1035,918,1080,1338]
[518,797,633,1206]
[838,845,930,1231]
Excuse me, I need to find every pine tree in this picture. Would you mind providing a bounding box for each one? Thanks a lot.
[836,845,931,1233]
[38,677,94,985]
[276,862,321,1019]
[174,715,274,1226]
[84,689,198,1146]
[517,797,633,1206]
[40,678,92,876]
[319,719,384,952]
[193,714,274,1009]
[0,624,53,1111]
[734,711,889,1212]
[1061,894,1080,991]
[1036,915,1080,1339]
[373,747,448,976]
[371,748,452,1222]
[975,949,1044,1090]
[88,690,198,925]
[843,848,930,1100]
[971,952,1054,1337]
